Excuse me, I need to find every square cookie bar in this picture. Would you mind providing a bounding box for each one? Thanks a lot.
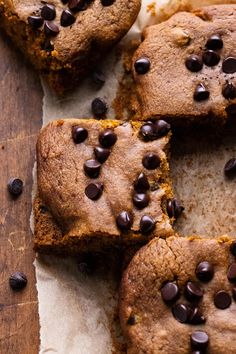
[132,5,236,125]
[34,118,175,254]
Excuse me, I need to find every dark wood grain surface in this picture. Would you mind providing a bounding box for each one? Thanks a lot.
[0,33,43,354]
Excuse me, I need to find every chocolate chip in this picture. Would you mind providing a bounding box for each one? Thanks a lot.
[132,193,150,210]
[85,183,103,200]
[39,205,48,214]
[185,55,203,72]
[134,173,150,192]
[116,211,133,232]
[142,153,161,170]
[222,83,236,99]
[172,303,191,323]
[91,98,107,118]
[99,129,117,148]
[191,331,209,350]
[92,69,106,86]
[230,240,236,256]
[94,146,110,163]
[28,16,44,29]
[196,261,214,282]
[41,4,56,21]
[127,314,136,325]
[42,38,54,51]
[83,159,101,178]
[206,34,223,50]
[139,122,155,141]
[194,83,210,101]
[101,0,115,5]
[68,0,87,11]
[134,58,150,75]
[161,282,179,303]
[8,178,23,196]
[214,290,232,309]
[185,282,204,302]
[61,9,76,27]
[232,287,236,301]
[72,126,88,143]
[202,50,220,67]
[227,263,236,282]
[9,272,27,291]
[167,199,184,218]
[44,21,59,36]
[222,57,236,73]
[224,158,236,177]
[140,215,155,235]
[188,307,206,325]
[154,120,171,138]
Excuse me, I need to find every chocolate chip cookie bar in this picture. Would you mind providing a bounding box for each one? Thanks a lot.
[120,236,236,354]
[0,0,140,94]
[132,5,236,125]
[34,118,175,254]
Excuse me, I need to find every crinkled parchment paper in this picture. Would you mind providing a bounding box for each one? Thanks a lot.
[33,1,236,353]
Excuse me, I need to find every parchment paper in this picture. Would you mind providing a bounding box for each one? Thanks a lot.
[33,1,236,353]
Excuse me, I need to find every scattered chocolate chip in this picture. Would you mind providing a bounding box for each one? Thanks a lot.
[134,57,150,75]
[140,215,155,235]
[132,193,150,210]
[9,272,27,291]
[134,173,150,192]
[127,314,136,325]
[196,261,214,282]
[188,307,206,325]
[167,199,184,218]
[139,122,155,141]
[191,331,209,350]
[92,69,106,86]
[61,9,76,27]
[99,129,117,148]
[161,282,179,303]
[101,0,115,5]
[194,83,210,101]
[185,282,204,302]
[85,183,103,200]
[185,55,203,72]
[91,98,108,118]
[41,38,54,51]
[116,211,133,232]
[206,34,223,50]
[222,57,236,74]
[28,16,44,29]
[154,120,171,138]
[142,153,161,170]
[230,240,236,256]
[172,303,190,323]
[83,159,101,178]
[44,21,59,36]
[214,290,232,309]
[8,178,23,196]
[41,4,56,21]
[224,158,236,177]
[68,0,87,11]
[202,50,220,67]
[94,146,110,163]
[227,263,236,282]
[232,287,236,301]
[222,83,236,99]
[72,126,88,143]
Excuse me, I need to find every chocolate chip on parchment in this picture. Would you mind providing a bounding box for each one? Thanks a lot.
[161,282,179,303]
[72,126,88,143]
[196,261,214,282]
[85,183,103,200]
[9,272,27,291]
[134,58,150,75]
[92,69,106,86]
[91,98,108,118]
[83,159,101,178]
[8,178,23,196]
[99,129,117,148]
[214,290,232,309]
[185,55,203,72]
[116,211,133,232]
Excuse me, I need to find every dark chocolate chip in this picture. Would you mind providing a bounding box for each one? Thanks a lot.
[8,178,23,196]
[101,0,115,5]
[72,126,88,143]
[214,290,232,309]
[41,38,54,51]
[132,193,150,210]
[139,122,155,141]
[134,57,150,75]
[28,16,44,29]
[44,21,59,36]
[83,159,101,178]
[9,272,27,291]
[167,199,184,218]
[202,50,220,67]
[230,240,236,256]
[140,215,155,235]
[227,263,236,282]
[134,173,150,192]
[196,261,214,282]
[188,307,206,325]
[94,146,110,163]
[142,153,161,170]
[99,129,117,148]
[224,158,236,177]
[116,211,133,232]
[172,303,191,323]
[222,83,236,99]
[194,83,210,101]
[127,314,136,325]
[185,282,204,302]
[91,98,108,118]
[191,331,209,350]
[154,120,171,138]
[185,55,203,72]
[232,287,236,301]
[85,183,103,200]
[41,4,56,21]
[92,69,106,86]
[222,57,236,74]
[206,34,223,50]
[161,282,179,303]
[68,0,87,11]
[61,9,76,27]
